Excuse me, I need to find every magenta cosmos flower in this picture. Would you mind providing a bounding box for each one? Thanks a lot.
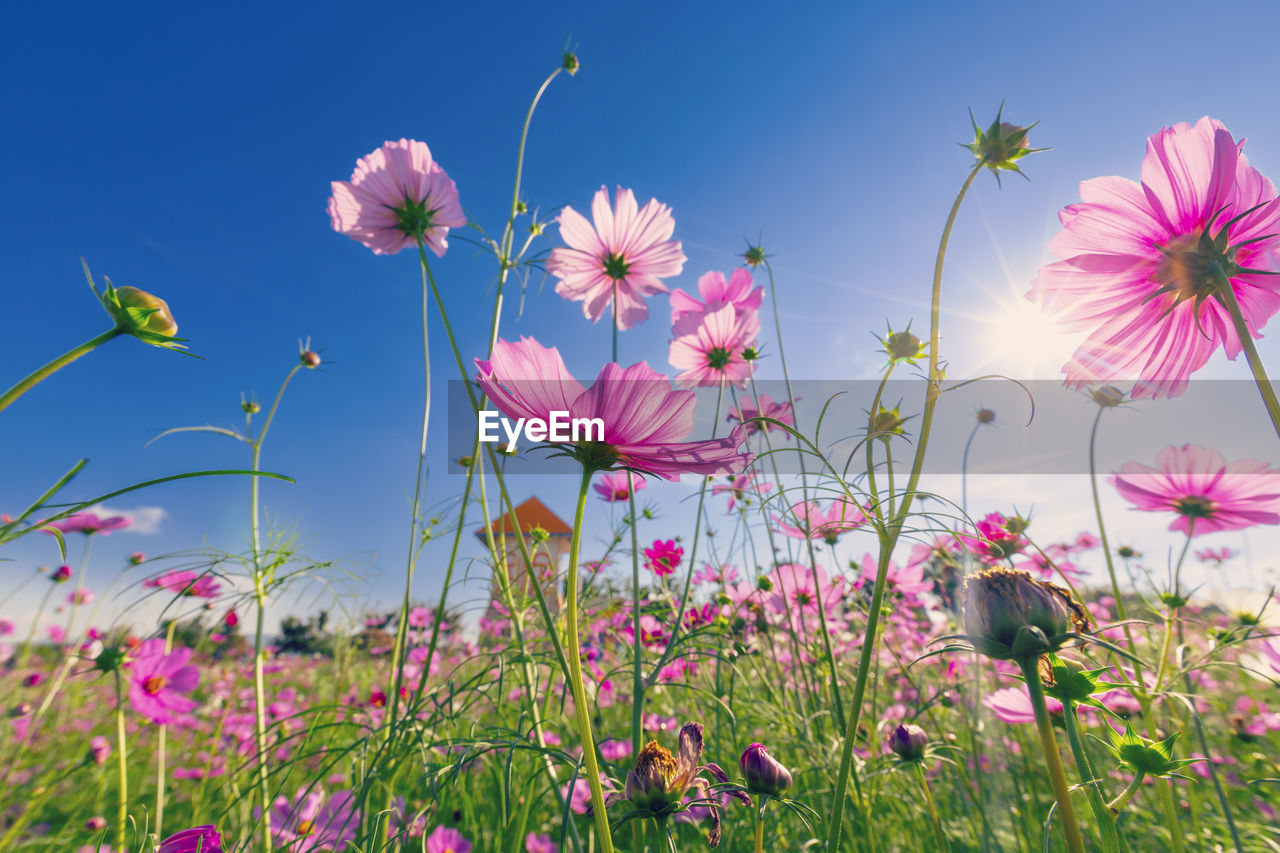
[1030,117,1280,398]
[547,186,687,330]
[1111,443,1280,536]
[425,825,472,853]
[45,511,129,535]
[264,789,357,852]
[594,470,647,502]
[668,302,761,389]
[328,139,465,256]
[475,337,750,478]
[157,825,223,853]
[129,637,199,724]
[644,539,684,577]
[144,569,221,599]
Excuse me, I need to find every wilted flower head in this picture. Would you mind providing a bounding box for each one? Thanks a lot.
[329,139,465,256]
[1111,443,1280,536]
[609,722,745,847]
[547,186,686,330]
[887,723,929,763]
[739,743,793,796]
[962,567,1088,661]
[1029,117,1280,398]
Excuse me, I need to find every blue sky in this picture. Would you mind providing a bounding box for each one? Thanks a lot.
[5,1,1280,633]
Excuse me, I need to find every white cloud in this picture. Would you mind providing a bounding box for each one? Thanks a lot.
[88,503,167,535]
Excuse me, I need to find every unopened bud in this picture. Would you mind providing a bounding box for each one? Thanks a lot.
[739,743,793,796]
[888,723,929,763]
[962,567,1088,661]
[300,350,321,369]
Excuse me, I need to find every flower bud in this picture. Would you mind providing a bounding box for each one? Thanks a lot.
[241,394,261,414]
[739,742,793,796]
[965,107,1041,181]
[224,609,239,628]
[744,244,767,268]
[300,350,322,369]
[976,408,996,424]
[962,567,1088,661]
[882,327,926,364]
[1090,385,1126,408]
[89,735,111,765]
[870,406,908,437]
[157,825,225,853]
[51,565,72,583]
[129,552,146,565]
[888,723,929,763]
[562,50,580,75]
[112,286,179,338]
[86,816,107,831]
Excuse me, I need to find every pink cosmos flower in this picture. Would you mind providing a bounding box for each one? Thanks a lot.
[984,686,1062,724]
[425,826,472,853]
[44,511,129,535]
[957,512,1027,563]
[711,470,772,513]
[145,570,222,599]
[328,138,465,257]
[1029,117,1280,398]
[263,789,357,852]
[475,337,750,479]
[774,498,868,544]
[66,588,93,605]
[670,268,764,335]
[547,186,686,330]
[668,303,760,388]
[726,393,795,438]
[157,825,223,853]
[128,637,199,725]
[1196,546,1237,565]
[526,833,558,853]
[1111,444,1280,536]
[594,470,647,502]
[407,606,432,629]
[644,539,683,577]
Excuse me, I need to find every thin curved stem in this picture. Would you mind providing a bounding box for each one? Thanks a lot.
[565,466,615,852]
[0,328,122,415]
[915,763,949,852]
[825,161,983,853]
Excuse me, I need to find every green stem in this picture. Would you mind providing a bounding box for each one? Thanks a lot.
[915,763,948,852]
[155,620,177,840]
[628,486,645,762]
[1061,700,1120,853]
[385,243,434,740]
[825,161,983,853]
[114,670,129,852]
[1107,771,1145,812]
[1177,624,1242,852]
[0,328,122,415]
[565,466,615,852]
[1020,657,1086,853]
[1088,407,1140,661]
[754,799,766,853]
[1215,267,1280,440]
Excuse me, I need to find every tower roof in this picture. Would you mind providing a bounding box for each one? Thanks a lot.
[476,495,573,540]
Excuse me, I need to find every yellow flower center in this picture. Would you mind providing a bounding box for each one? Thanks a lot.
[142,675,166,695]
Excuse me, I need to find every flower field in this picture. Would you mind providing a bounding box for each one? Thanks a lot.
[5,12,1280,853]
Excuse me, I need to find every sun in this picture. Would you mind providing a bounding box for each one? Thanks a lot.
[971,291,1079,379]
